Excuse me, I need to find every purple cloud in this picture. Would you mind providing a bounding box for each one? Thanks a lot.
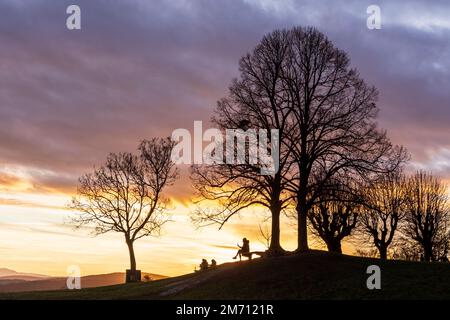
[0,0,449,194]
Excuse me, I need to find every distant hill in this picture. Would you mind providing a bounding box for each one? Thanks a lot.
[0,268,50,281]
[2,251,450,299]
[0,271,167,293]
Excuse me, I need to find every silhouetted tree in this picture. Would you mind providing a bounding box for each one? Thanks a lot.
[191,30,294,256]
[308,178,361,253]
[359,172,407,259]
[258,219,273,250]
[192,26,406,255]
[69,138,178,280]
[402,171,450,262]
[279,27,407,252]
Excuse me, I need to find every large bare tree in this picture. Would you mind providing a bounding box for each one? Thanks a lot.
[402,171,450,262]
[280,27,407,251]
[191,30,295,256]
[69,138,178,281]
[192,26,406,255]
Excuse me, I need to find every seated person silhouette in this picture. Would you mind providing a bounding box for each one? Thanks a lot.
[233,237,250,261]
[199,259,209,271]
[210,259,217,269]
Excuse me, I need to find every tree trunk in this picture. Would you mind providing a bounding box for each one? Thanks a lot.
[297,202,309,252]
[423,244,433,262]
[378,245,387,260]
[268,204,284,256]
[326,239,342,253]
[127,240,137,273]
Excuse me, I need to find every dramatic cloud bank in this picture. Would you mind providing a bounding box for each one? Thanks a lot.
[1,0,450,193]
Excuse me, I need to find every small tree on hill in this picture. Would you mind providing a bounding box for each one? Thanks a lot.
[69,138,178,281]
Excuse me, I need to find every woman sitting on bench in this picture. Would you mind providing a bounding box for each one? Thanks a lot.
[233,237,250,261]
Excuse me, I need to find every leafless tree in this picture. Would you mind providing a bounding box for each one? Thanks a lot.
[401,171,450,262]
[191,30,295,256]
[308,178,361,253]
[69,138,178,280]
[359,172,407,259]
[280,27,408,252]
[257,217,273,250]
[191,26,406,255]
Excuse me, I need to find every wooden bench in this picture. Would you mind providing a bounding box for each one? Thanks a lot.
[242,251,266,260]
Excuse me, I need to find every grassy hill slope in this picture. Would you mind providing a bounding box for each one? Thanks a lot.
[0,272,167,293]
[1,251,450,300]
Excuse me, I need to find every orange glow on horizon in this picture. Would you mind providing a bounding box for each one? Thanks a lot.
[0,167,357,278]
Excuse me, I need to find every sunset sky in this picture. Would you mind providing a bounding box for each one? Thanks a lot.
[1,0,450,277]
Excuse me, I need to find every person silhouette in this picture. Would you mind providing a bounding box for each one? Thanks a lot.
[233,237,250,261]
[199,259,209,271]
[211,259,217,268]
